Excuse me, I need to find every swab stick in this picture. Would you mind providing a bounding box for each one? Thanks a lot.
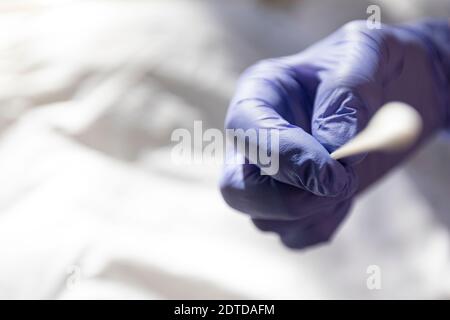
[330,102,423,160]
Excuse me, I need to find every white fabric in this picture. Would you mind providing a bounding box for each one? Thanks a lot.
[0,0,449,299]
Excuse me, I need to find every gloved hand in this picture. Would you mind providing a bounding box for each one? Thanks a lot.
[220,19,450,249]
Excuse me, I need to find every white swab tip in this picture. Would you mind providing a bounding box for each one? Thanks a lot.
[330,102,422,160]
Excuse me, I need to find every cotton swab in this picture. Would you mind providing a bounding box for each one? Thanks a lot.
[330,102,423,160]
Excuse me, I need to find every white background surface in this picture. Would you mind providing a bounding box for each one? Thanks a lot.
[0,0,449,299]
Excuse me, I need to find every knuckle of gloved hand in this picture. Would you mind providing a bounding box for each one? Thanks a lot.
[280,230,332,250]
[219,175,270,219]
[245,58,286,76]
[251,218,333,250]
[238,58,290,90]
[219,183,238,210]
[341,20,372,32]
[220,173,306,220]
[341,19,381,35]
[219,176,248,214]
[221,189,284,220]
[225,60,281,130]
[340,20,389,47]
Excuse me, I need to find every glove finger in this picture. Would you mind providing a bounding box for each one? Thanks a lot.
[252,200,352,249]
[227,59,356,197]
[220,151,356,221]
[311,23,386,165]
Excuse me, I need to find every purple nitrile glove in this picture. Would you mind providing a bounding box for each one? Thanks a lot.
[220,19,450,249]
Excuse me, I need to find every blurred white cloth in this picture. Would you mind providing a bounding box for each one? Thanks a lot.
[0,0,449,299]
